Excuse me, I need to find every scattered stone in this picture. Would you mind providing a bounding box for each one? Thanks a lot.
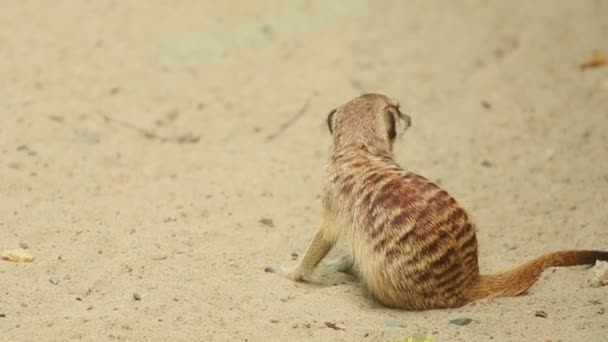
[290,252,299,260]
[597,308,605,315]
[503,242,518,250]
[534,310,548,318]
[481,100,492,110]
[588,260,608,287]
[151,254,168,261]
[481,160,493,168]
[176,133,200,144]
[133,292,142,301]
[385,318,406,328]
[0,313,5,318]
[324,321,345,330]
[270,319,279,323]
[49,115,64,123]
[86,305,93,311]
[19,241,29,249]
[449,318,473,326]
[82,131,100,145]
[49,275,61,285]
[261,24,275,36]
[259,218,275,228]
[280,296,294,303]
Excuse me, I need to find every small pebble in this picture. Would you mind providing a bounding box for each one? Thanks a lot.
[19,241,28,249]
[82,132,100,145]
[534,310,548,318]
[290,252,299,260]
[481,160,493,168]
[151,254,168,261]
[449,318,473,326]
[133,293,141,301]
[49,275,61,285]
[0,313,6,318]
[259,218,275,228]
[270,319,279,323]
[384,318,406,328]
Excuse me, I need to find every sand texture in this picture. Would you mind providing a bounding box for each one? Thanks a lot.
[1,1,607,341]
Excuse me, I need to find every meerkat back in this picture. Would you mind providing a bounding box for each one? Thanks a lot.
[269,93,608,311]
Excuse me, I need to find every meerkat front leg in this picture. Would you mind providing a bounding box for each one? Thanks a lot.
[267,210,336,282]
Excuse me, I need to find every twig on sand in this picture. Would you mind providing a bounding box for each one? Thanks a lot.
[266,97,312,142]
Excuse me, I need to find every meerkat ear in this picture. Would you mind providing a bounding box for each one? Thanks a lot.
[388,106,411,139]
[326,109,337,134]
[385,110,397,140]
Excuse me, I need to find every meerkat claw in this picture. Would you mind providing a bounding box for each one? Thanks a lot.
[264,265,284,275]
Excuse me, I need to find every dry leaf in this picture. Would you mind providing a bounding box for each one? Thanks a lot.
[2,249,35,263]
[579,51,607,70]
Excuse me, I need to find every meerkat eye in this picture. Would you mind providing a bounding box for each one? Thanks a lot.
[326,109,337,134]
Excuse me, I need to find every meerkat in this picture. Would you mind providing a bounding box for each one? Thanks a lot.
[267,93,608,310]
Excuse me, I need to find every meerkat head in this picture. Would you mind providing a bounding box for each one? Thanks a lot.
[326,93,411,153]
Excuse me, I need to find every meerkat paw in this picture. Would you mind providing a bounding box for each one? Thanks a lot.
[284,268,307,281]
[264,265,307,282]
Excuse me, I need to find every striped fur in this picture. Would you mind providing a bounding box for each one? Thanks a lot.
[274,93,608,310]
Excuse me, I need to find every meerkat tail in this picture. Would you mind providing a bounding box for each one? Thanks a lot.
[465,250,608,301]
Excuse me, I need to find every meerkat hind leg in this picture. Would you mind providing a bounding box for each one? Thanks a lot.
[324,254,355,274]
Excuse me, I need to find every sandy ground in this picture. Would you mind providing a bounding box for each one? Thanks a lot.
[1,1,608,341]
